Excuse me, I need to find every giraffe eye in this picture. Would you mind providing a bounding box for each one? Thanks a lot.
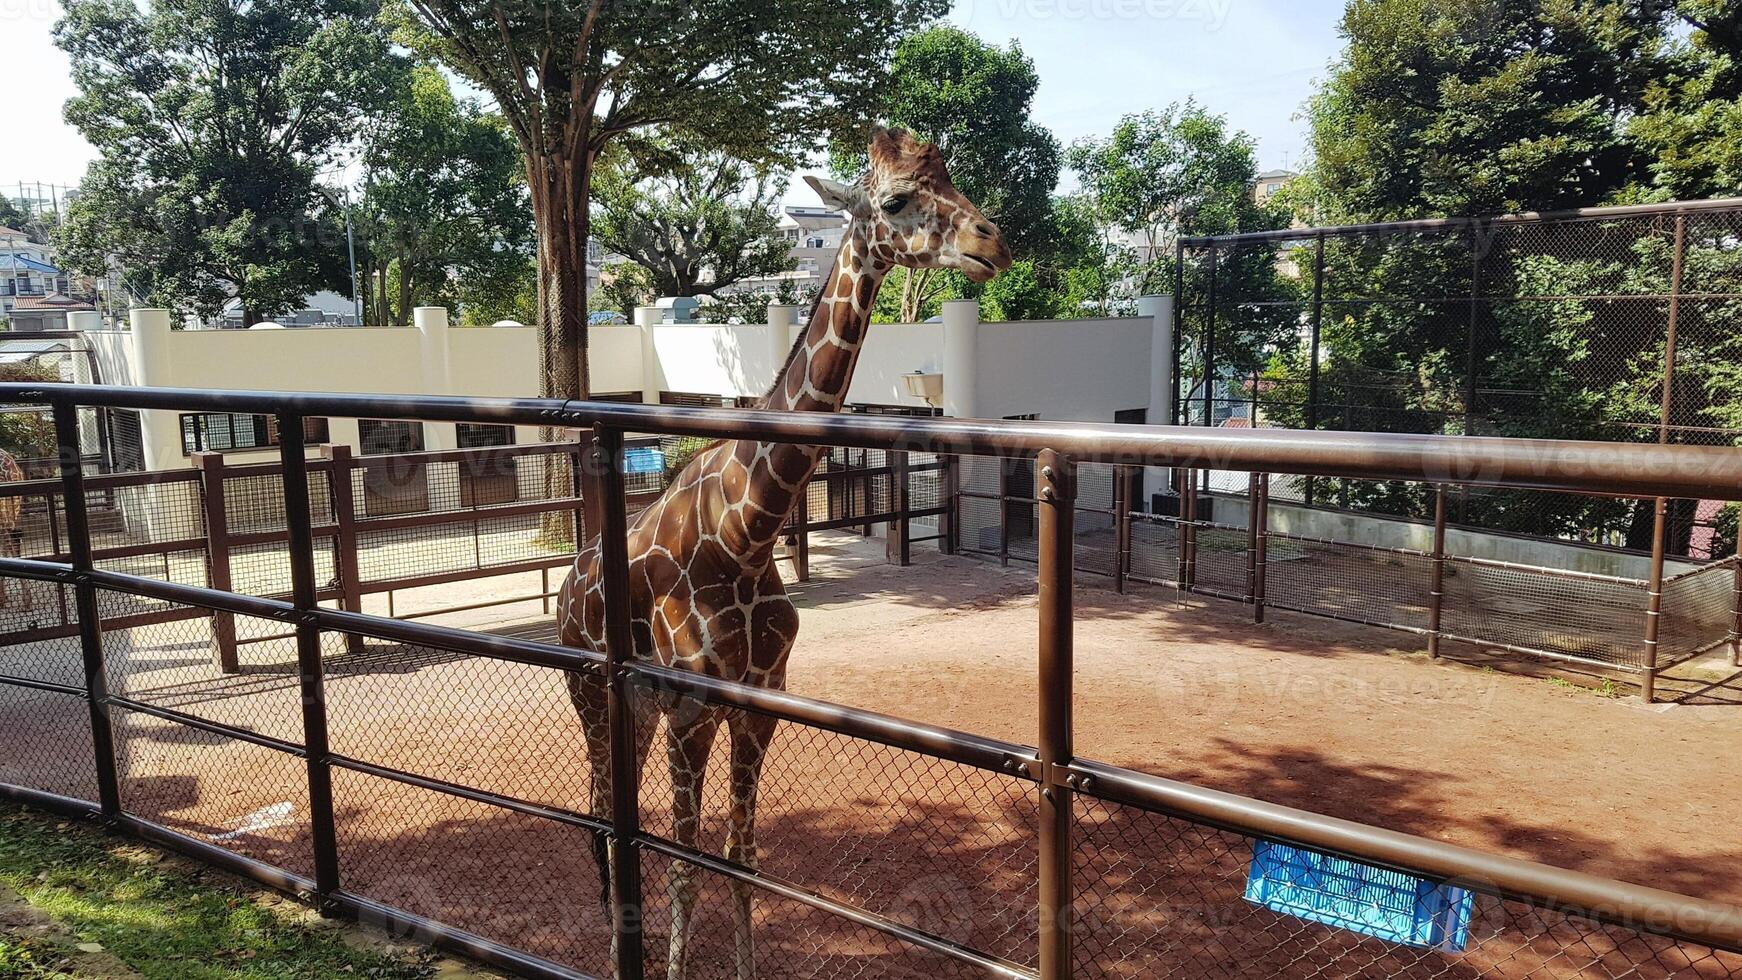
[881,196,908,214]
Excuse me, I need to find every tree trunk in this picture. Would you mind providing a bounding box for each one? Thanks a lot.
[527,146,594,545]
[376,266,389,327]
[397,262,413,326]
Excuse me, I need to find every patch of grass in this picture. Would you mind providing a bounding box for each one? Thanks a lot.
[0,806,432,980]
[1546,676,1626,699]
[0,936,76,979]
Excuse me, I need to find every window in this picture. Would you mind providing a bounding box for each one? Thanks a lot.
[357,419,424,455]
[587,391,644,404]
[181,413,328,455]
[456,423,515,449]
[850,403,942,418]
[108,410,144,472]
[660,391,727,409]
[805,236,825,248]
[357,420,428,516]
[456,423,518,506]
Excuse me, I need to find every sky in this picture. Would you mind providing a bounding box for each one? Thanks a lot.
[0,0,1348,210]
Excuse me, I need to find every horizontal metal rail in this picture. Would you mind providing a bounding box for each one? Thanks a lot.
[8,383,1742,500]
[1179,195,1742,246]
[1065,758,1742,953]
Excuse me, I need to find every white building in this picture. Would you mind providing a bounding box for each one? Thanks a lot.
[720,205,850,300]
[72,299,1172,480]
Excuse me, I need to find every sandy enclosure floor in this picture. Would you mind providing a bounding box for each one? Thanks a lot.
[2,531,1739,978]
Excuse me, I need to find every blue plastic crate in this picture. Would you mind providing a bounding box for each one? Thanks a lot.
[623,446,666,475]
[1245,841,1473,952]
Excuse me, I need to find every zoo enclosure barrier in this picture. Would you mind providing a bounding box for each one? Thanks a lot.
[951,460,1742,702]
[0,430,943,670]
[1175,196,1742,557]
[2,383,1742,980]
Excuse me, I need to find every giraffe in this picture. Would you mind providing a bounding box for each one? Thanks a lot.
[557,126,1011,980]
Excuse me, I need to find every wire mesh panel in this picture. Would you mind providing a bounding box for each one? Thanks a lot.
[631,684,1041,969]
[1441,561,1647,668]
[332,769,612,975]
[638,849,1004,980]
[324,639,595,810]
[1659,558,1737,663]
[99,593,308,746]
[1264,535,1435,632]
[1073,793,1742,980]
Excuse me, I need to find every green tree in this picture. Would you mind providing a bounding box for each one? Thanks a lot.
[357,65,532,325]
[393,0,947,400]
[54,0,402,324]
[1628,2,1742,201]
[1067,101,1284,293]
[831,25,1060,321]
[1304,0,1672,222]
[0,196,26,233]
[592,137,793,299]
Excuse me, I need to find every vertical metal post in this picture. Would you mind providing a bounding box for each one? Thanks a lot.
[1464,226,1483,438]
[1305,234,1325,507]
[1643,497,1668,704]
[1244,472,1259,603]
[1112,466,1130,595]
[1642,216,1688,701]
[998,463,1011,567]
[1036,449,1075,980]
[323,444,364,655]
[1183,470,1199,590]
[278,413,340,906]
[940,455,958,556]
[591,425,645,980]
[1729,539,1741,668]
[1173,467,1188,588]
[1659,215,1687,445]
[573,438,595,548]
[794,482,811,583]
[55,403,120,818]
[1253,474,1270,624]
[887,450,910,567]
[1203,244,1218,427]
[193,451,238,673]
[1172,241,1187,426]
[1428,487,1448,659]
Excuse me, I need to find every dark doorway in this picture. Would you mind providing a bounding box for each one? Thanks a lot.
[359,420,428,516]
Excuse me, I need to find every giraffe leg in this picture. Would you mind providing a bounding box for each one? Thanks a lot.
[568,670,615,911]
[725,711,778,980]
[665,709,720,980]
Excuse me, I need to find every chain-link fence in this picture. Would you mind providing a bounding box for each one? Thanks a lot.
[1177,199,1742,561]
[3,387,1742,980]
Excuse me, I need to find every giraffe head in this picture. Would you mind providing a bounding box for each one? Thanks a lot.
[805,127,1013,283]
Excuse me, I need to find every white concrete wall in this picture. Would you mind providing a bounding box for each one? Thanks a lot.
[1209,492,1701,579]
[975,316,1154,422]
[848,322,946,410]
[81,303,1174,471]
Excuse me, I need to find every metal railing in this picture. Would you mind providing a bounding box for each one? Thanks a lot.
[2,382,1741,979]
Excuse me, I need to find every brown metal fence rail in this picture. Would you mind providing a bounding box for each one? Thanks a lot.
[3,383,1742,980]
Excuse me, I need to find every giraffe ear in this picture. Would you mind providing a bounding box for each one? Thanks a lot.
[804,174,863,214]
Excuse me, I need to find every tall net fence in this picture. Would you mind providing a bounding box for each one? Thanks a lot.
[1177,201,1742,562]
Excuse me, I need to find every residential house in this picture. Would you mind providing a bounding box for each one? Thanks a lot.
[719,205,849,300]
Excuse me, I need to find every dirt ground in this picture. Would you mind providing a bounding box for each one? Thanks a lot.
[2,530,1740,978]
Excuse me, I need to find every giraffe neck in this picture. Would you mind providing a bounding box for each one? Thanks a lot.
[703,220,891,568]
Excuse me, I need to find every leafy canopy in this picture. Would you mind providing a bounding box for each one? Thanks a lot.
[54,0,403,321]
[592,136,793,299]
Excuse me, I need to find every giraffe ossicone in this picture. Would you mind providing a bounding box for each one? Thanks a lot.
[556,126,1011,980]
